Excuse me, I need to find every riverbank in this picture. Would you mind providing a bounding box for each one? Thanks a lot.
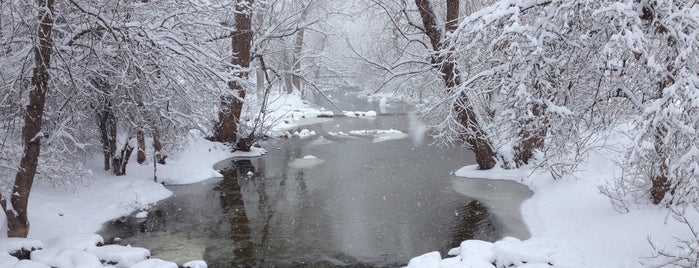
[408,132,698,267]
[2,92,691,267]
[0,92,326,267]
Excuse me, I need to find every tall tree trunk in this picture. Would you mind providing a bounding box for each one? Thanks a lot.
[290,27,304,94]
[415,0,496,169]
[291,7,307,94]
[0,0,55,238]
[112,137,134,176]
[97,97,117,171]
[212,0,254,147]
[136,129,146,164]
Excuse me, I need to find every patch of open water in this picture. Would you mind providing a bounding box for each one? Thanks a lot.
[100,92,532,267]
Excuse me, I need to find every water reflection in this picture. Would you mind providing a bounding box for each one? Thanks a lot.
[448,200,498,250]
[207,160,256,266]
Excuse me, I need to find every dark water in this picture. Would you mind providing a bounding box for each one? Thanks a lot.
[100,92,532,267]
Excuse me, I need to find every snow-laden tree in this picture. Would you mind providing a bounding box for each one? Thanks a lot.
[218,0,352,145]
[431,0,620,172]
[0,0,58,238]
[250,0,347,94]
[0,0,237,236]
[417,0,697,264]
[594,1,699,265]
[60,0,234,173]
[597,0,699,208]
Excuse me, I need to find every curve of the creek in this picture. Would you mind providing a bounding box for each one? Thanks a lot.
[99,91,533,267]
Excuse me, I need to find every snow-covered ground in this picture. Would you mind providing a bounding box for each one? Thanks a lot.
[408,134,698,268]
[0,93,326,267]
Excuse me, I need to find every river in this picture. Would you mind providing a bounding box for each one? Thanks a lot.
[99,91,532,267]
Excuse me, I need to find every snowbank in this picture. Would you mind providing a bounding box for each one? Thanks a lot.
[409,142,697,267]
[154,138,232,185]
[0,233,187,268]
[348,129,409,143]
[22,174,172,240]
[263,93,335,136]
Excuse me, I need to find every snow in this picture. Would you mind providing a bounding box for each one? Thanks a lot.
[10,260,50,268]
[154,137,233,185]
[29,234,102,265]
[343,110,377,117]
[262,92,335,136]
[88,245,150,267]
[288,155,325,169]
[135,211,148,219]
[409,135,699,267]
[0,238,42,254]
[407,251,443,268]
[24,174,172,239]
[231,146,268,158]
[348,129,409,143]
[130,258,178,268]
[293,129,317,139]
[371,131,408,143]
[183,260,207,268]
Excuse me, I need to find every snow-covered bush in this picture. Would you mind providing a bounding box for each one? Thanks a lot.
[592,1,699,266]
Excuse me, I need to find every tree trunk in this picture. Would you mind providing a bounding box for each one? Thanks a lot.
[291,24,306,94]
[94,77,117,171]
[97,101,116,171]
[256,68,265,97]
[515,103,546,166]
[445,0,459,33]
[651,126,670,204]
[415,0,496,169]
[284,73,293,94]
[212,0,254,146]
[0,0,55,238]
[152,127,166,164]
[112,137,134,176]
[136,129,146,164]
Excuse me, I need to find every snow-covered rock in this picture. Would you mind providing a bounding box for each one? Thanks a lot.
[288,155,325,169]
[130,258,178,268]
[135,211,148,219]
[293,129,316,139]
[88,245,150,267]
[183,260,208,268]
[407,251,442,268]
[30,234,103,268]
[0,238,42,255]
